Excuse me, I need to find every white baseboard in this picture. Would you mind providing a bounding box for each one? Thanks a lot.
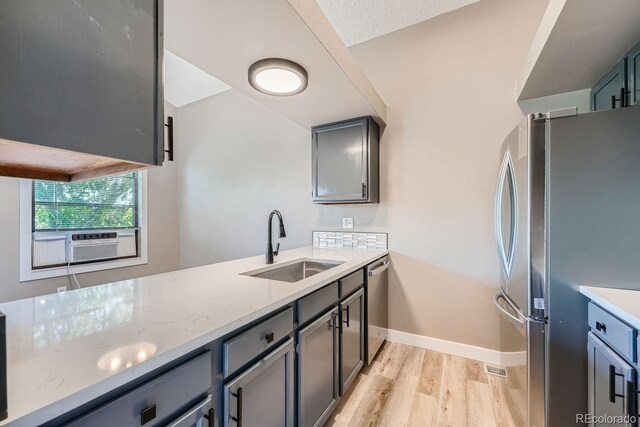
[386,329,526,367]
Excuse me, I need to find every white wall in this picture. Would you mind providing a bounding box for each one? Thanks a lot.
[175,0,548,353]
[176,91,316,267]
[323,0,549,351]
[0,0,554,355]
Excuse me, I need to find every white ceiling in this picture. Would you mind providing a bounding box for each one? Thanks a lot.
[517,0,640,100]
[164,50,231,107]
[315,0,480,46]
[164,0,386,129]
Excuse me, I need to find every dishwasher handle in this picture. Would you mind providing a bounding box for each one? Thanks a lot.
[368,261,389,277]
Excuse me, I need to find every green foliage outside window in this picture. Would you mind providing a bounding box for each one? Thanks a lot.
[33,172,139,231]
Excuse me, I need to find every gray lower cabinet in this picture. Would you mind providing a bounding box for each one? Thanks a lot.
[340,288,365,394]
[222,307,294,378]
[223,339,295,427]
[168,395,214,427]
[587,332,636,426]
[298,307,340,427]
[65,352,212,427]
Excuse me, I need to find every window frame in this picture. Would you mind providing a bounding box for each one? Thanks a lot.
[19,172,149,282]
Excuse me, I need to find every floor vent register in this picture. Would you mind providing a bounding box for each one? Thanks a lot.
[484,364,508,378]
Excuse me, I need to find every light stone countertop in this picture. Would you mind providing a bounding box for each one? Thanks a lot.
[0,246,387,426]
[580,285,640,330]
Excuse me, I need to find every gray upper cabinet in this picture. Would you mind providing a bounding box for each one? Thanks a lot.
[591,61,626,111]
[628,43,640,106]
[0,0,164,181]
[591,39,640,111]
[312,117,379,204]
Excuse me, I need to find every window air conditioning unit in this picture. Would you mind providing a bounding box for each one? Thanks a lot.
[66,232,119,263]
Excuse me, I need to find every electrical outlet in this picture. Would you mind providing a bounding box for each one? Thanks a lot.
[57,286,67,293]
[342,217,354,229]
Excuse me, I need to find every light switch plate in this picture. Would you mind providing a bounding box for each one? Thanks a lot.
[342,218,354,229]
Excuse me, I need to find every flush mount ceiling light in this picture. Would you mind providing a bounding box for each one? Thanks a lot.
[248,58,308,96]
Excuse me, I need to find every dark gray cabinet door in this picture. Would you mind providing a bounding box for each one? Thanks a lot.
[340,288,364,395]
[628,42,640,106]
[587,333,636,426]
[313,119,367,202]
[223,339,295,427]
[591,61,626,111]
[0,0,163,165]
[298,307,340,427]
[312,117,379,204]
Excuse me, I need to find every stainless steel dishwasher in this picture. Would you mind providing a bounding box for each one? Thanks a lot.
[366,256,389,365]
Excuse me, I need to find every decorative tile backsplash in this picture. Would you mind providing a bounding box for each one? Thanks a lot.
[312,231,388,250]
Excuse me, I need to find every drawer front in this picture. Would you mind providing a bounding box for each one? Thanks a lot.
[340,269,365,297]
[298,282,339,325]
[224,307,294,377]
[588,302,636,361]
[66,352,212,427]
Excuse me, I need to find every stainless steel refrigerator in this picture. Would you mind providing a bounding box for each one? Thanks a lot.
[494,106,640,427]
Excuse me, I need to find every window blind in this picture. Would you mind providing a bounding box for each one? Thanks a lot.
[33,172,140,231]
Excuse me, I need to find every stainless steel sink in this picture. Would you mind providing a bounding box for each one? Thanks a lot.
[242,259,344,283]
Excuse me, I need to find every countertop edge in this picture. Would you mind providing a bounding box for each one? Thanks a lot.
[3,248,388,427]
[580,285,640,330]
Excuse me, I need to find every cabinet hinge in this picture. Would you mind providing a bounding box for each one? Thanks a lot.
[295,343,300,354]
[362,182,366,197]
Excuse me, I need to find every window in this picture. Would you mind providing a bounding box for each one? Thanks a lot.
[33,173,139,231]
[20,172,148,282]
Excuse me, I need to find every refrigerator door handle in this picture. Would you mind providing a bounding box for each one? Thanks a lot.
[495,152,517,278]
[495,167,508,274]
[493,292,525,328]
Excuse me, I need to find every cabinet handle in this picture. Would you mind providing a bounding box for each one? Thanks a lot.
[595,321,606,333]
[611,88,631,109]
[265,332,274,344]
[342,306,350,328]
[141,404,157,425]
[204,408,215,425]
[231,387,243,427]
[164,116,174,161]
[627,380,637,418]
[330,312,340,330]
[609,365,625,403]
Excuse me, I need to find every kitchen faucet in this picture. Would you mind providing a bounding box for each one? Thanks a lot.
[266,210,287,264]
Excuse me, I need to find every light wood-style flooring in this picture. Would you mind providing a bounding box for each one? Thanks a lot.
[325,342,525,427]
